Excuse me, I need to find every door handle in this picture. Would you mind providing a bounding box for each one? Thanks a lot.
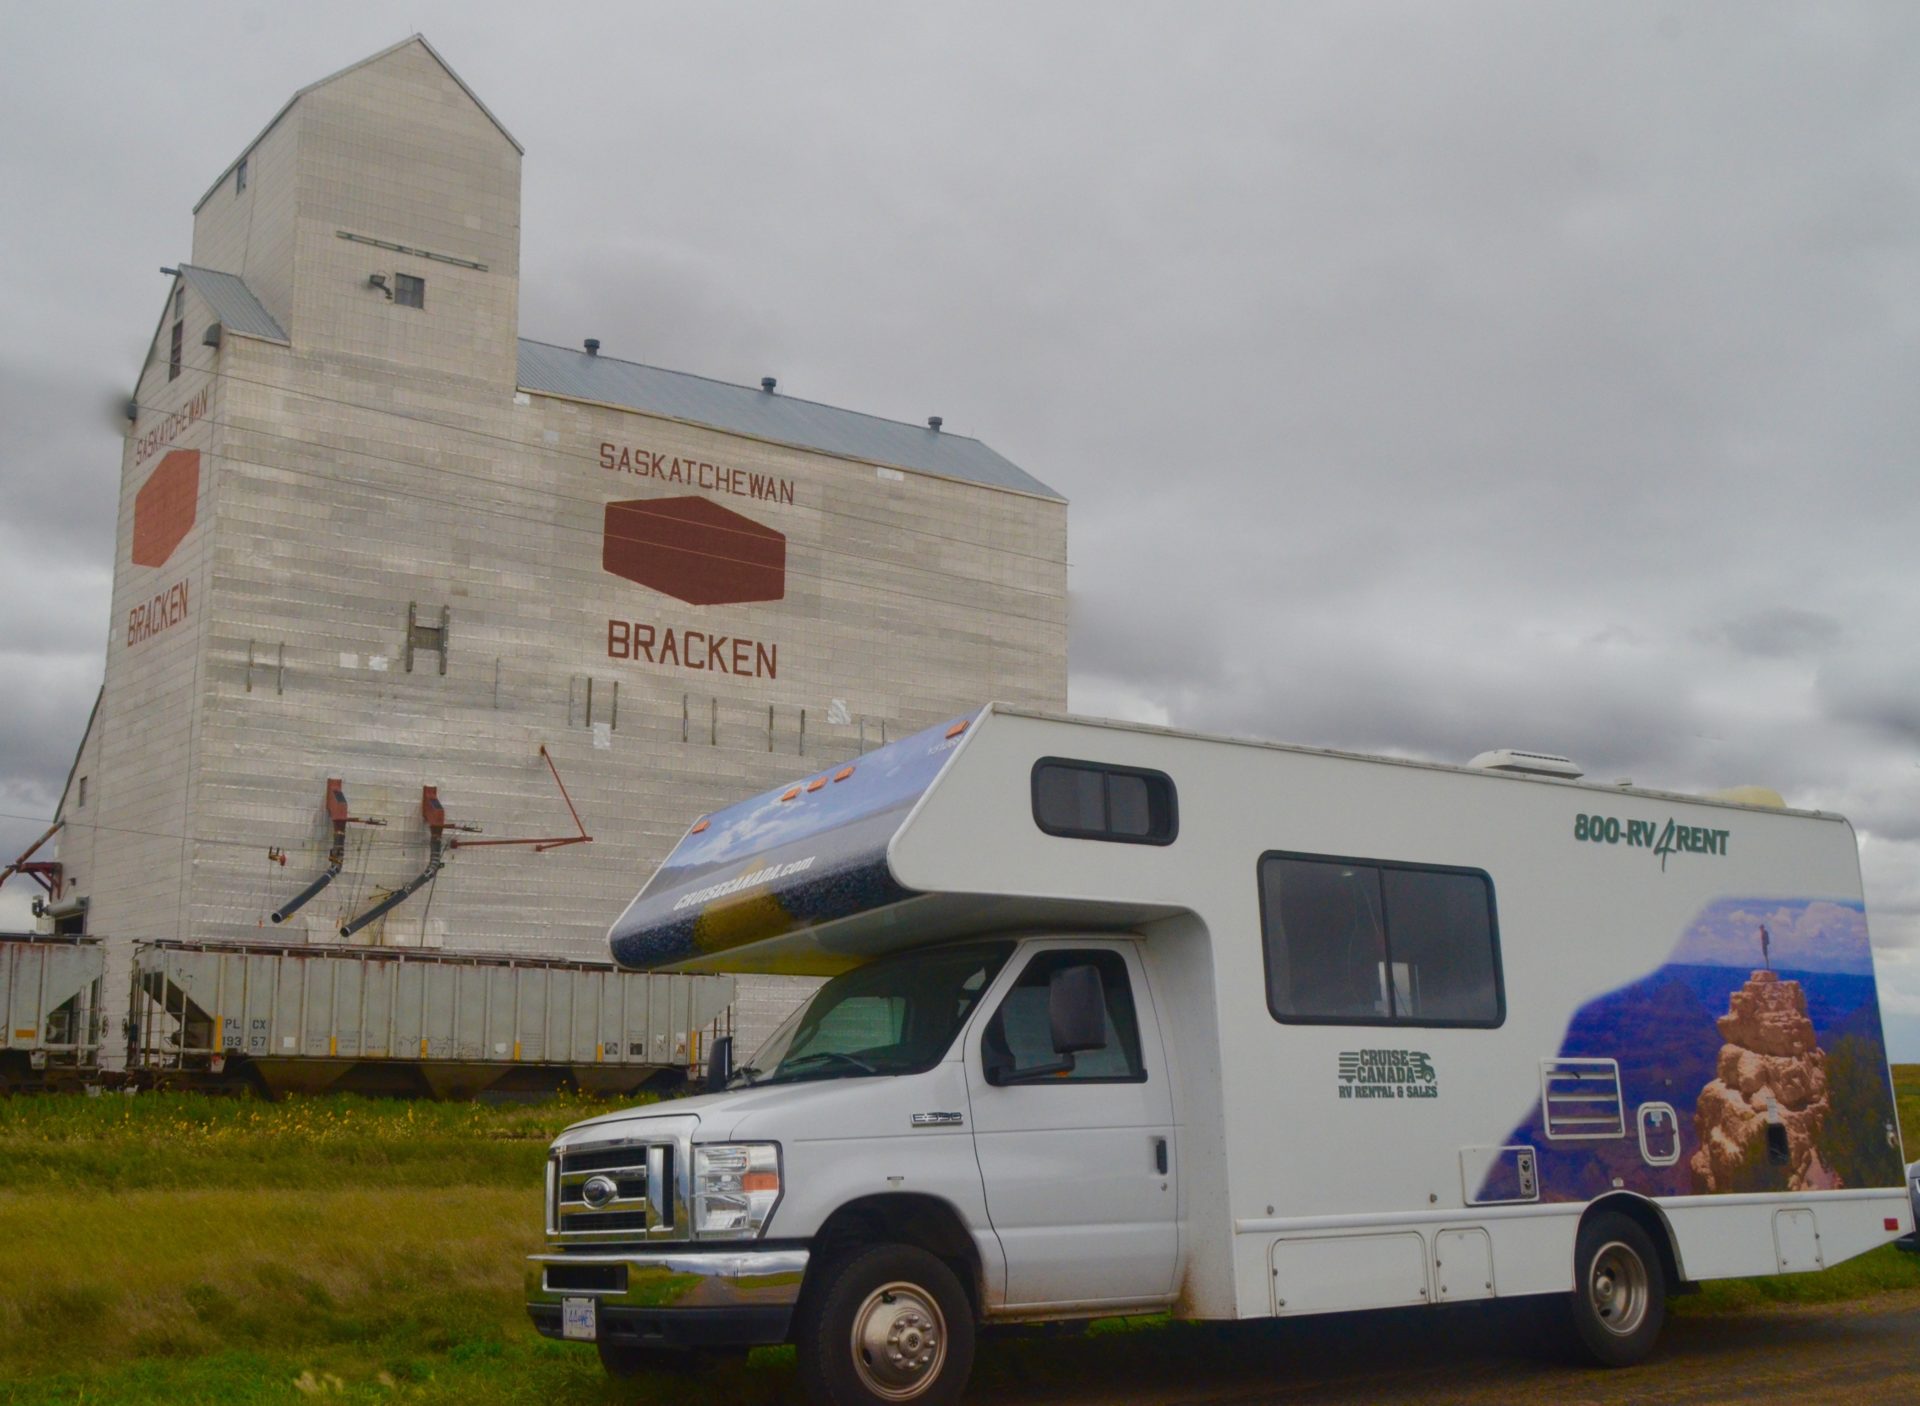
[1153,1136,1169,1175]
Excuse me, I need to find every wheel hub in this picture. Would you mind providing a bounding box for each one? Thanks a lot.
[852,1281,948,1400]
[1588,1241,1649,1336]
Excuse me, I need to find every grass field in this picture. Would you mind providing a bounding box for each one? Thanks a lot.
[1,1069,1914,1405]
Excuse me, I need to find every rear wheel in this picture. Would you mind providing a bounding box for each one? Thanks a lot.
[796,1244,975,1406]
[1567,1212,1666,1367]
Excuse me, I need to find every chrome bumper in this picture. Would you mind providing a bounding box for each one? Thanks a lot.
[525,1246,809,1313]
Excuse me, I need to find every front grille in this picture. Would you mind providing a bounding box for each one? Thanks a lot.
[551,1137,679,1241]
[559,1176,647,1205]
[562,1146,649,1174]
[562,1210,650,1232]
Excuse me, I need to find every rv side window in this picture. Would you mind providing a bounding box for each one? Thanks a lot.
[1031,759,1177,845]
[1259,853,1502,1027]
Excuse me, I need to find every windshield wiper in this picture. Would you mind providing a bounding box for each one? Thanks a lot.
[774,1051,880,1079]
[727,1063,765,1089]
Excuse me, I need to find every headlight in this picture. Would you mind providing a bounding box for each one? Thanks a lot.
[692,1143,782,1239]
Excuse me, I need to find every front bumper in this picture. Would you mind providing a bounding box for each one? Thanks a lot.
[525,1246,808,1348]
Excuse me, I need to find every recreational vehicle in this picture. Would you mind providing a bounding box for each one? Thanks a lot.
[525,707,1912,1405]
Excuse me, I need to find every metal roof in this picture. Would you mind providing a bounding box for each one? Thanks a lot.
[179,266,288,344]
[516,340,1061,501]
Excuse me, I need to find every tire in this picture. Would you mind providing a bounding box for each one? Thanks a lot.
[1566,1212,1666,1367]
[795,1244,976,1406]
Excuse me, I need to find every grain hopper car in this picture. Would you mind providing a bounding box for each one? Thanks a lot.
[128,940,732,1099]
[0,934,105,1092]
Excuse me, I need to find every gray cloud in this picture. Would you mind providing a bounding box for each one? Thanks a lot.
[1819,649,1920,745]
[0,362,125,558]
[1698,608,1843,660]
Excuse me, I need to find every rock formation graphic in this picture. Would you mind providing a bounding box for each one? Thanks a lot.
[1689,971,1838,1192]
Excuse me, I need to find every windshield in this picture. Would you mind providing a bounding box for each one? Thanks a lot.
[732,940,1014,1088]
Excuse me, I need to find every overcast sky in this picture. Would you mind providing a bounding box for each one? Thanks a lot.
[3,2,1917,1058]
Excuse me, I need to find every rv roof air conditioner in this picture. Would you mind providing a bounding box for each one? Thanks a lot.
[1466,748,1584,779]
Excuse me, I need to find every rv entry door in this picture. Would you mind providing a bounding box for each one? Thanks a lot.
[967,943,1177,1307]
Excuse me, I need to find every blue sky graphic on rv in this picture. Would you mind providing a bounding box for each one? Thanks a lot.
[607,711,981,970]
[1481,897,1903,1204]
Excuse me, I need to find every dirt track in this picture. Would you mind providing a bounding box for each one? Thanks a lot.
[968,1292,1920,1405]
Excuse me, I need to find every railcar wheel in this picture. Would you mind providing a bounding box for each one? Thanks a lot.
[1568,1211,1666,1367]
[796,1244,975,1406]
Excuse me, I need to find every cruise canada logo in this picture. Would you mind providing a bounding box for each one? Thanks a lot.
[603,495,786,680]
[1573,811,1730,871]
[1338,1049,1438,1100]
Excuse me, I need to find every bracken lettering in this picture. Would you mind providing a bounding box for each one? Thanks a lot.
[607,619,777,679]
[127,579,190,647]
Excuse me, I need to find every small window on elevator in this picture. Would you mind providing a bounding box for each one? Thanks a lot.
[394,273,425,309]
[235,157,248,195]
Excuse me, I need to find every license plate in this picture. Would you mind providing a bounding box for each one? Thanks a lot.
[562,1296,596,1341]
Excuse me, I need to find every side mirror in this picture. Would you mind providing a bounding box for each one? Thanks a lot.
[1048,964,1108,1055]
[705,1034,733,1089]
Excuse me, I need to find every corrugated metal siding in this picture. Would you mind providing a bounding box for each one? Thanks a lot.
[516,340,1062,501]
[179,265,289,343]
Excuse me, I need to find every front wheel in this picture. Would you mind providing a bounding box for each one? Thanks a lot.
[795,1244,975,1406]
[1567,1212,1666,1367]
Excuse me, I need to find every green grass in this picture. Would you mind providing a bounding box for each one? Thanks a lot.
[0,1342,802,1406]
[0,1176,800,1405]
[0,1187,535,1372]
[0,1069,1914,1404]
[0,1090,639,1192]
[0,1091,777,1406]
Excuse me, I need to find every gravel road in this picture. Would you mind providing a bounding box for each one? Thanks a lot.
[968,1292,1920,1405]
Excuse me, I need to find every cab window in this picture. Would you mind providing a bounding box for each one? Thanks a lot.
[982,949,1147,1083]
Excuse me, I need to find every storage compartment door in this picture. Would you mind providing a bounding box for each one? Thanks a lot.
[1270,1233,1429,1316]
[1434,1227,1494,1302]
[1774,1208,1823,1273]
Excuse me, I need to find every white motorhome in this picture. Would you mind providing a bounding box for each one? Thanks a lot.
[525,707,1912,1406]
